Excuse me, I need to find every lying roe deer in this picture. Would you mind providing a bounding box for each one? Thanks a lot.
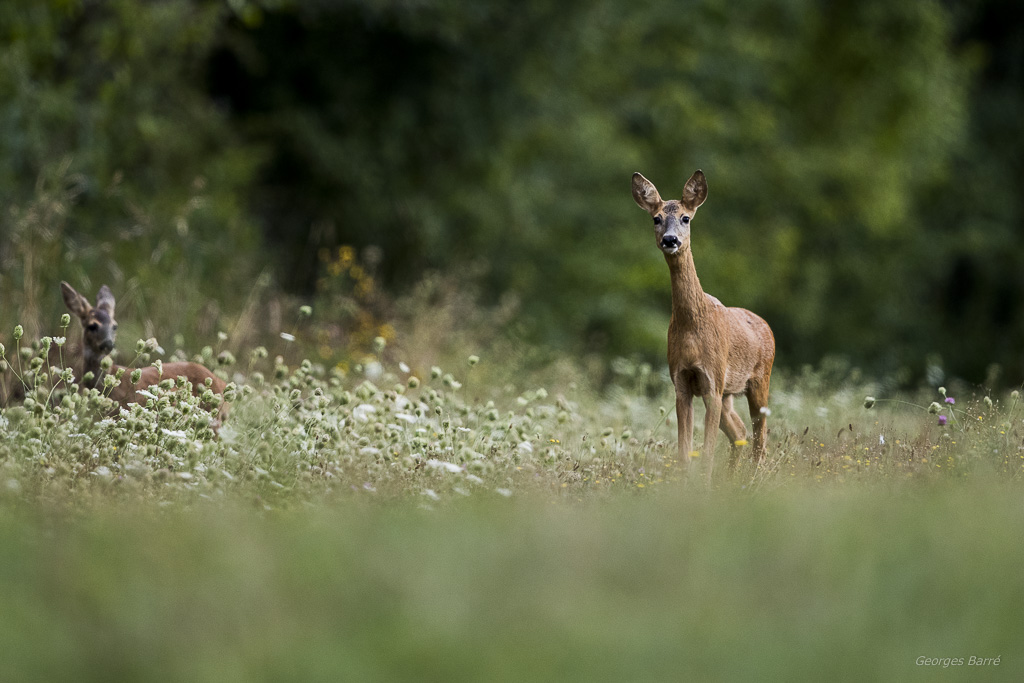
[632,170,774,481]
[60,281,228,425]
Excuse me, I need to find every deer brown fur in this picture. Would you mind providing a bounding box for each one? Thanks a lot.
[60,281,228,425]
[632,170,774,481]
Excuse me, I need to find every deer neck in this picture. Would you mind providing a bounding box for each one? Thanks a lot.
[666,247,708,328]
[81,348,110,392]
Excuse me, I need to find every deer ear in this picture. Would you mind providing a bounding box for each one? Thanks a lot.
[632,172,663,212]
[681,170,707,210]
[95,285,115,316]
[61,281,92,319]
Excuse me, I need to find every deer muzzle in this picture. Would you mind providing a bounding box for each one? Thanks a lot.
[659,216,688,254]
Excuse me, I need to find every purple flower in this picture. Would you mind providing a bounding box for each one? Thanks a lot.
[938,415,948,426]
[945,397,955,404]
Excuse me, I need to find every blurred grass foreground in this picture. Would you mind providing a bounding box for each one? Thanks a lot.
[0,486,1021,682]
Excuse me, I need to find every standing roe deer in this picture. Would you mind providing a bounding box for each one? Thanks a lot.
[60,281,228,425]
[632,170,774,482]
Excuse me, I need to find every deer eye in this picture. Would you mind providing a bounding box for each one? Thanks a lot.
[653,216,662,225]
[88,322,99,331]
[112,324,118,331]
[682,215,690,224]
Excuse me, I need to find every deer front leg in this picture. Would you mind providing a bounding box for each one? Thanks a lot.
[702,392,723,484]
[675,386,694,473]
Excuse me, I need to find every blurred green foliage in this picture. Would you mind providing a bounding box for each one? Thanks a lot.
[1,487,1023,681]
[0,0,1021,382]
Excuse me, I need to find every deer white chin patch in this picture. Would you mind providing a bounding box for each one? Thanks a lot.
[661,245,681,255]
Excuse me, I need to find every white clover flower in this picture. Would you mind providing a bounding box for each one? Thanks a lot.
[280,332,296,342]
[364,361,382,380]
[352,404,376,422]
[426,459,463,473]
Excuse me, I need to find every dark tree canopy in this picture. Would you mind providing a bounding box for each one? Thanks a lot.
[1,0,1021,382]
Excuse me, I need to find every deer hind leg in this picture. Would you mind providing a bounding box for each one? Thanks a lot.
[719,394,747,470]
[746,376,771,462]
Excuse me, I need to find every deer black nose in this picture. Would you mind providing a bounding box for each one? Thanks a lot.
[661,235,680,250]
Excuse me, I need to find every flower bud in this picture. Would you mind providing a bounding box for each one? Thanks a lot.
[60,314,71,328]
[928,402,941,414]
[130,369,142,385]
[468,355,480,366]
[13,325,23,341]
[863,396,875,409]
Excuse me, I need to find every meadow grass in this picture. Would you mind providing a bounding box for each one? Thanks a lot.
[1,328,1022,681]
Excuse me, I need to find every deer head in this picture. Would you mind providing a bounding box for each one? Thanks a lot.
[632,170,708,255]
[61,281,118,362]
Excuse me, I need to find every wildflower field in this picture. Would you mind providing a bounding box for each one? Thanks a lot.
[1,318,1022,682]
